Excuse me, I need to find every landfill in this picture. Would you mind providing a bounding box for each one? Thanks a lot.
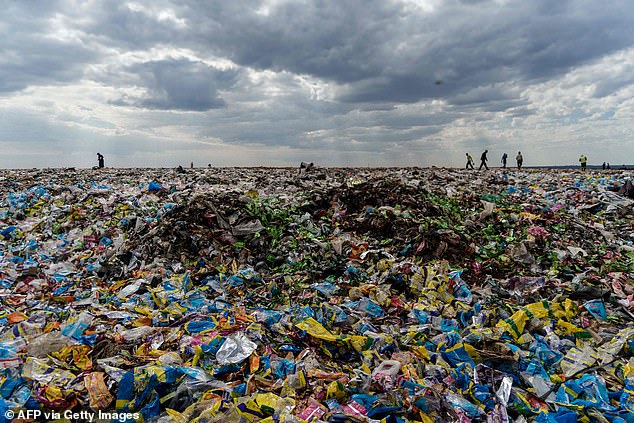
[1,166,634,422]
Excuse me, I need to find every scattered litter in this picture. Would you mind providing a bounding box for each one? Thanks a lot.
[1,167,634,421]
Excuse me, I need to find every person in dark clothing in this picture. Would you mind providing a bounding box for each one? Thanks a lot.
[501,153,508,169]
[479,150,489,170]
[602,162,606,170]
[97,153,104,168]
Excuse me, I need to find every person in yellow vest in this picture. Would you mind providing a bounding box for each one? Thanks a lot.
[465,153,474,169]
[579,154,587,171]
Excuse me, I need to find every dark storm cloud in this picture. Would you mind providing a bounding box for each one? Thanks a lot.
[76,0,189,49]
[112,59,241,111]
[156,0,634,108]
[331,0,634,105]
[6,0,634,107]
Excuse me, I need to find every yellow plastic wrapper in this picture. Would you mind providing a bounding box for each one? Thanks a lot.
[496,311,529,340]
[463,343,481,362]
[418,413,436,423]
[326,380,346,401]
[294,318,370,352]
[43,385,64,403]
[50,344,93,371]
[564,298,577,320]
[401,363,420,380]
[233,393,296,422]
[410,345,430,361]
[623,357,634,380]
[167,397,223,423]
[190,345,203,367]
[560,346,598,378]
[555,320,586,338]
[235,397,262,422]
[295,318,340,342]
[497,301,565,339]
[525,301,565,319]
[254,393,296,415]
[516,333,535,346]
[349,335,373,352]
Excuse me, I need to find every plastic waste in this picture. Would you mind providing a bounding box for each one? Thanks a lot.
[0,337,27,369]
[0,167,632,421]
[215,333,257,365]
[371,360,401,390]
[27,331,73,357]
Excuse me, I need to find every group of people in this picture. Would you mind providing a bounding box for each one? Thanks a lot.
[466,151,523,170]
[579,155,615,171]
[92,152,612,171]
[465,151,609,171]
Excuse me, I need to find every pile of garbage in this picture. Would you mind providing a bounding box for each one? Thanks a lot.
[1,167,634,422]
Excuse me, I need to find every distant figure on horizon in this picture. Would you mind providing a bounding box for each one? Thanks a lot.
[190,161,194,169]
[579,154,587,171]
[465,153,474,169]
[479,150,489,170]
[516,151,523,169]
[97,153,104,168]
[299,161,314,176]
[501,152,508,169]
[602,162,606,170]
[607,163,611,170]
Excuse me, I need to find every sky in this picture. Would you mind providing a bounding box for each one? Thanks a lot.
[2,0,634,168]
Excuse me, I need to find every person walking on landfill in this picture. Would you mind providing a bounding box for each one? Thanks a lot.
[579,154,587,171]
[602,162,606,170]
[97,153,104,168]
[501,152,508,169]
[479,150,489,170]
[516,151,523,169]
[465,153,474,169]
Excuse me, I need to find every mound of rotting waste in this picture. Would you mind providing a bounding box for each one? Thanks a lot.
[2,167,634,422]
[122,175,473,275]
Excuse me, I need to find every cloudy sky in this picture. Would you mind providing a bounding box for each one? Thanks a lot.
[2,0,634,168]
